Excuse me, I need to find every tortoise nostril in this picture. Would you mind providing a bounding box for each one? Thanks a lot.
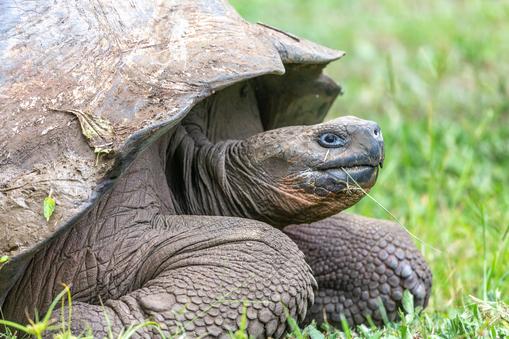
[373,127,380,136]
[371,124,383,141]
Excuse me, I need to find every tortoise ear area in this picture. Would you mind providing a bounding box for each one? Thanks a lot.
[259,157,291,179]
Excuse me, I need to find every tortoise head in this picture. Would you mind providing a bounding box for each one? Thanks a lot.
[229,116,385,225]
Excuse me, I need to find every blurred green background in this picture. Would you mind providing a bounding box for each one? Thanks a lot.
[231,0,509,313]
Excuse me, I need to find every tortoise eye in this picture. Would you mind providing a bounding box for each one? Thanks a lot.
[318,132,346,148]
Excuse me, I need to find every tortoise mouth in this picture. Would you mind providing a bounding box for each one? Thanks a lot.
[309,164,379,194]
[317,155,384,171]
[325,165,379,190]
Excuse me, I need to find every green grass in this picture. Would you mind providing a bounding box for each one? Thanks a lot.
[230,0,509,336]
[3,0,509,337]
[2,290,508,338]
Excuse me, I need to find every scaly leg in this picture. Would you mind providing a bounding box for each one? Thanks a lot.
[6,216,314,338]
[284,213,431,327]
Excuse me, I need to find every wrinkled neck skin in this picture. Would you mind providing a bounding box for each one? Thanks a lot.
[166,124,294,227]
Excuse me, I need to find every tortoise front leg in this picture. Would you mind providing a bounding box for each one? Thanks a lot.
[54,216,314,338]
[284,213,432,327]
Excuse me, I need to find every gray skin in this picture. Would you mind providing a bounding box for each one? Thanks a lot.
[2,83,431,338]
[285,214,431,326]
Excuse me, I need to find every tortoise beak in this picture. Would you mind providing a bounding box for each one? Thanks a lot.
[377,128,385,168]
[367,122,384,169]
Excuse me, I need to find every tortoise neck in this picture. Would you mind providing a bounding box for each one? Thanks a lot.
[166,124,281,224]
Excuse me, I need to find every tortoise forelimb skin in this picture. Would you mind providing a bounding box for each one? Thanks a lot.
[284,212,432,327]
[42,215,315,338]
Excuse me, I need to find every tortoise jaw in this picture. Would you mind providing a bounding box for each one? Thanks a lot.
[295,165,379,196]
[317,153,384,171]
[325,165,379,191]
[315,142,384,192]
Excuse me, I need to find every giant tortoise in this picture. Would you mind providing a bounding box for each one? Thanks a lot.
[0,0,431,337]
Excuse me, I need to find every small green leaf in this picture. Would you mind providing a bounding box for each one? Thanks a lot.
[43,194,56,222]
[402,290,415,316]
[232,300,249,339]
[0,255,9,264]
[340,314,352,339]
[285,308,304,339]
[307,324,325,339]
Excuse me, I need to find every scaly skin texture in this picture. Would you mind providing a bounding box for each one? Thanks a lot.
[284,213,432,327]
[62,216,314,338]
